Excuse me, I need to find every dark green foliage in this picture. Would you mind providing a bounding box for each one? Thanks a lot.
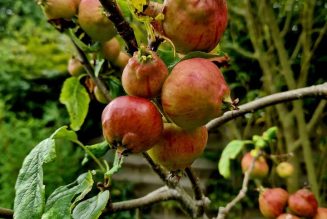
[0,0,83,209]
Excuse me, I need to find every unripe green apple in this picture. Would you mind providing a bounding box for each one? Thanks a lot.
[155,0,228,53]
[101,38,121,62]
[122,48,168,98]
[259,188,289,218]
[102,96,163,154]
[161,58,229,130]
[241,152,269,179]
[276,161,294,178]
[67,57,84,76]
[78,0,117,42]
[43,0,79,20]
[147,123,208,171]
[94,86,108,104]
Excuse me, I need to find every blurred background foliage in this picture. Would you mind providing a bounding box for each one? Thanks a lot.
[0,0,82,208]
[0,0,326,218]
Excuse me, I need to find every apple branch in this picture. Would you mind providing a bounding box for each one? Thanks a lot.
[206,83,327,130]
[102,185,205,218]
[142,152,171,185]
[216,154,258,219]
[0,186,200,219]
[185,167,207,216]
[99,0,138,54]
[71,39,112,102]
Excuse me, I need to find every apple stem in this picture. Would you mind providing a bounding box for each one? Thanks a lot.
[105,149,125,178]
[137,45,153,63]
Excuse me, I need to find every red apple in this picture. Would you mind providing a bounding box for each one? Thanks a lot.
[147,123,208,171]
[161,58,229,130]
[42,0,79,20]
[78,0,117,42]
[122,49,169,98]
[102,96,163,153]
[313,208,327,219]
[241,152,269,179]
[288,188,318,217]
[259,188,289,218]
[154,0,228,53]
[276,213,300,219]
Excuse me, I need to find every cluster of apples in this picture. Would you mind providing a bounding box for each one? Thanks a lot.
[42,0,229,170]
[100,0,229,171]
[241,151,295,179]
[259,187,327,219]
[102,48,230,171]
[240,152,325,218]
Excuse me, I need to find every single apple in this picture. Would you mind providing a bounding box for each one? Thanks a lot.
[67,57,84,76]
[102,96,163,153]
[259,188,289,218]
[78,0,117,42]
[101,38,121,62]
[288,188,318,217]
[113,52,131,69]
[276,161,294,178]
[161,58,230,130]
[42,0,79,20]
[147,123,208,171]
[154,0,228,53]
[241,152,269,179]
[122,48,169,98]
[94,86,108,104]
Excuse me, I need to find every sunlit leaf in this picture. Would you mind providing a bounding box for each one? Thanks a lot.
[218,140,244,179]
[59,77,90,131]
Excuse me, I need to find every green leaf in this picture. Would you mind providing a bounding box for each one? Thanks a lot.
[218,140,244,179]
[14,138,56,219]
[51,126,79,143]
[72,191,110,219]
[157,44,180,71]
[108,76,124,98]
[41,172,94,219]
[262,126,278,141]
[68,29,101,53]
[82,141,110,165]
[60,77,90,131]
